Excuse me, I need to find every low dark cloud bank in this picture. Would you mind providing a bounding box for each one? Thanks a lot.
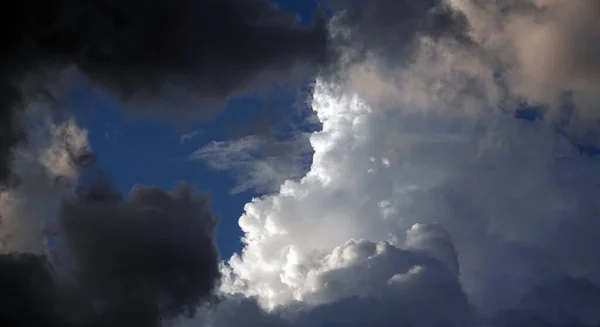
[0,178,220,327]
[0,0,331,183]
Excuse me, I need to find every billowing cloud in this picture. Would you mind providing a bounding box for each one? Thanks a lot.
[191,228,473,327]
[330,0,600,130]
[217,0,600,322]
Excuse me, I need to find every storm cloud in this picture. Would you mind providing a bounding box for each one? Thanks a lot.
[0,179,221,327]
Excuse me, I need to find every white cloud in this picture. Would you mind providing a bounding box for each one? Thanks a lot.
[213,2,600,322]
[184,230,472,327]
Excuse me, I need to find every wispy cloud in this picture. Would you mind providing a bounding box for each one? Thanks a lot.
[179,130,202,145]
[191,134,313,194]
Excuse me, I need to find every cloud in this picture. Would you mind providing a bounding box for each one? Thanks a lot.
[57,180,220,326]
[219,51,600,327]
[447,0,600,109]
[191,134,313,194]
[496,277,600,326]
[0,106,91,254]
[0,254,67,326]
[180,130,201,145]
[189,229,473,327]
[0,177,221,327]
[332,0,600,131]
[0,0,332,183]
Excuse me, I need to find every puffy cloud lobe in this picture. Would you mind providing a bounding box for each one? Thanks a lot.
[0,0,332,183]
[193,234,473,327]
[405,223,460,276]
[57,181,220,326]
[294,242,473,327]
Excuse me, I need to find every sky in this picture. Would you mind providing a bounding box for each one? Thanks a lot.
[68,0,321,259]
[4,1,600,327]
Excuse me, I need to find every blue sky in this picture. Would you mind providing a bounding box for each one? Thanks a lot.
[68,0,320,259]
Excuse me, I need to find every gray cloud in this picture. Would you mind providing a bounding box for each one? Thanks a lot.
[492,277,600,327]
[0,254,68,327]
[58,180,220,326]
[0,178,221,327]
[330,0,600,130]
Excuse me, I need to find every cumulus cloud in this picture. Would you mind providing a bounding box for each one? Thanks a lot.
[218,7,600,320]
[191,134,313,194]
[190,231,473,327]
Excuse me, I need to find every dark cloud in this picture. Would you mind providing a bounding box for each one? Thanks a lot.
[0,0,332,183]
[59,180,220,326]
[0,179,220,327]
[190,296,293,327]
[0,83,25,185]
[0,254,69,327]
[4,0,330,103]
[492,277,600,327]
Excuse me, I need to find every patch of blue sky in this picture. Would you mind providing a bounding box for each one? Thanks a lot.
[58,0,324,259]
